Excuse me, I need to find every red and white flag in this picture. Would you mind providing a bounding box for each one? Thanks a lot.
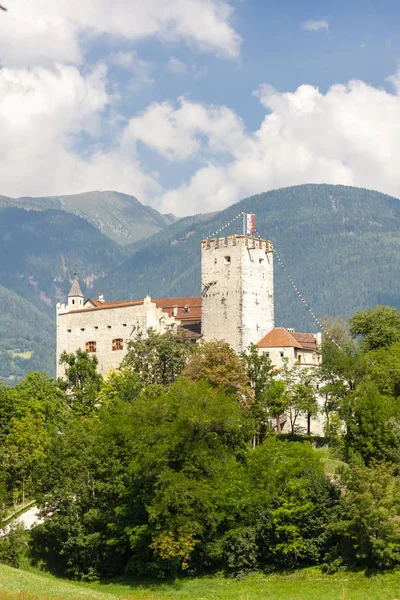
[245,213,255,235]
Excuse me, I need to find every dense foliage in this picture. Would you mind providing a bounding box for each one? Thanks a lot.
[1,305,400,579]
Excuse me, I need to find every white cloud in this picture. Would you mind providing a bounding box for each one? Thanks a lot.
[0,0,241,67]
[0,64,160,201]
[167,57,188,74]
[301,19,329,32]
[124,97,246,161]
[135,73,400,216]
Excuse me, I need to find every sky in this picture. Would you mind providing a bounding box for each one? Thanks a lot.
[1,0,400,216]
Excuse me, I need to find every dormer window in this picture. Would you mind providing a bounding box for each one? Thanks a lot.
[184,306,190,313]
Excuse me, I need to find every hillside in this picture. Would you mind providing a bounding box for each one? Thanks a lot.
[17,191,177,245]
[100,184,400,331]
[0,207,127,316]
[0,286,55,383]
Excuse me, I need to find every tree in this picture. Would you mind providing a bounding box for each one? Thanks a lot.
[184,341,254,407]
[349,305,400,352]
[265,380,289,433]
[341,379,400,465]
[327,459,400,569]
[122,329,192,387]
[58,349,102,415]
[241,344,274,444]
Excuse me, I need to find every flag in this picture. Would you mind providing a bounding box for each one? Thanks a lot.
[246,213,255,235]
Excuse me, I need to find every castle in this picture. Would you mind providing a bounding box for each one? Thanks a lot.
[57,231,321,378]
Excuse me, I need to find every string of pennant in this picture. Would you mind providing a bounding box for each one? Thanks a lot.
[204,211,246,239]
[271,246,341,349]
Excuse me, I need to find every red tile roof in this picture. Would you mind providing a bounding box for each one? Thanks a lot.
[257,328,318,350]
[70,296,202,322]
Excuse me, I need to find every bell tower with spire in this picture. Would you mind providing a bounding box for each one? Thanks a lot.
[68,274,84,310]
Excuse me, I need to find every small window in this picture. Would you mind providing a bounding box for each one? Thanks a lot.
[94,326,98,330]
[86,341,96,353]
[265,352,270,358]
[81,328,85,332]
[184,306,190,313]
[72,299,75,305]
[112,338,124,351]
[107,325,111,329]
[224,256,231,264]
[259,258,264,264]
[123,323,127,327]
[280,351,284,358]
[67,329,71,333]
[298,355,302,363]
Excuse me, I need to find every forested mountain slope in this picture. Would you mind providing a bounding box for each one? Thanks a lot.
[101,184,400,331]
[17,191,177,245]
[0,286,55,383]
[0,207,127,316]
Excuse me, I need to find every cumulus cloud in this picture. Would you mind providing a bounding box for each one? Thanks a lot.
[301,19,329,32]
[0,0,241,67]
[130,74,400,215]
[124,97,246,161]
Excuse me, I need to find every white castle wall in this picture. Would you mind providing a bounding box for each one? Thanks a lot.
[201,235,274,353]
[56,297,176,378]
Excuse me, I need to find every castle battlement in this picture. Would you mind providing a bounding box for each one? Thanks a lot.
[201,234,273,252]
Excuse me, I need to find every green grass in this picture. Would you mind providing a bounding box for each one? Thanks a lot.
[2,564,400,600]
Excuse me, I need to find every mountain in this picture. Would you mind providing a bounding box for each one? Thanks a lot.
[0,206,127,316]
[17,191,177,245]
[0,286,55,383]
[100,184,400,331]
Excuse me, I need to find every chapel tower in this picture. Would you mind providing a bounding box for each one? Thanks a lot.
[67,275,84,310]
[201,234,274,353]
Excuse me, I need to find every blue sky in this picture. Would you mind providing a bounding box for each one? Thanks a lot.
[0,0,399,215]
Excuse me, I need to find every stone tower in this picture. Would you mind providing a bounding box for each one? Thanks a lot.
[67,275,84,310]
[201,234,274,353]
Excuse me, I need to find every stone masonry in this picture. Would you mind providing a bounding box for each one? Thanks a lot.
[201,234,274,353]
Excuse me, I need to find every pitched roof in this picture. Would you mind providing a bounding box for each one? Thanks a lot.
[257,328,302,349]
[292,332,318,350]
[71,296,202,322]
[68,277,84,298]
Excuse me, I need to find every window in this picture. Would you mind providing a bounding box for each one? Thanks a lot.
[224,256,231,264]
[72,299,75,305]
[184,305,190,313]
[298,354,302,363]
[86,341,96,353]
[67,329,71,333]
[265,352,270,358]
[112,338,124,351]
[81,328,85,332]
[107,325,111,329]
[94,326,98,330]
[280,351,284,358]
[123,323,127,327]
[259,258,264,264]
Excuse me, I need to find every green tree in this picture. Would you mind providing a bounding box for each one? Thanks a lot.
[58,349,102,415]
[241,344,274,444]
[327,459,400,569]
[122,329,192,387]
[349,305,400,352]
[341,379,400,465]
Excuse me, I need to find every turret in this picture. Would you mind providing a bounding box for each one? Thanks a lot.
[68,274,84,310]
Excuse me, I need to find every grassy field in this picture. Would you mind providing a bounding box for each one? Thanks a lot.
[2,564,400,600]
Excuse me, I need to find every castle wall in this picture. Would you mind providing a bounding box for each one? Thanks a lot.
[201,235,274,353]
[56,297,176,378]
